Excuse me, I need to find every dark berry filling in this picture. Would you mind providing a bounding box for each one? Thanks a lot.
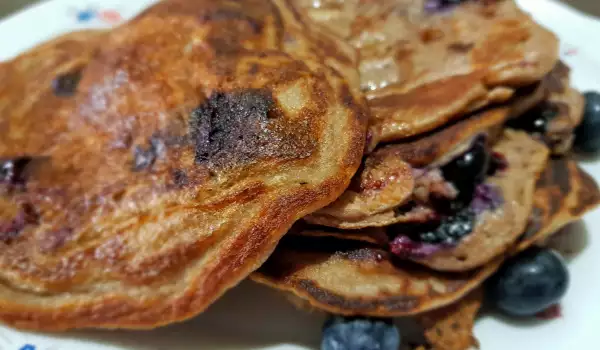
[1,157,33,187]
[425,0,465,12]
[52,69,82,97]
[389,184,502,259]
[440,135,490,208]
[389,235,445,259]
[425,0,497,12]
[389,135,507,259]
[471,183,503,214]
[0,204,38,243]
[508,101,559,135]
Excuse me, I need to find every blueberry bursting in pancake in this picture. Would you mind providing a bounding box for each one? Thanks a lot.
[251,157,600,320]
[289,0,559,146]
[308,107,549,271]
[0,0,368,331]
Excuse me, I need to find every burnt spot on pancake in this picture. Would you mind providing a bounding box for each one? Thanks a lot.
[448,43,474,53]
[190,89,275,170]
[132,136,166,171]
[1,157,34,187]
[52,68,83,97]
[0,204,39,243]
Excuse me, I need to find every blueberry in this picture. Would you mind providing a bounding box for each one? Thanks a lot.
[507,102,558,135]
[52,70,82,97]
[487,248,569,317]
[574,91,600,153]
[416,208,475,245]
[425,0,465,11]
[441,138,490,202]
[321,316,400,350]
[0,157,33,186]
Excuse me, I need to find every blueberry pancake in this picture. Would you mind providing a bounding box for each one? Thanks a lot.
[309,130,549,271]
[289,0,559,145]
[251,157,599,317]
[306,108,511,228]
[0,0,367,330]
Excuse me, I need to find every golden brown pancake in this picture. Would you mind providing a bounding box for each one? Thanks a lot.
[252,234,502,317]
[0,0,367,330]
[289,0,559,144]
[516,158,600,253]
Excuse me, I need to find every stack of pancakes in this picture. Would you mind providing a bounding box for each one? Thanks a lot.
[0,0,598,348]
[252,0,600,348]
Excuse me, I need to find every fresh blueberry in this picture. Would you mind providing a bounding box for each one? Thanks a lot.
[441,137,490,202]
[574,91,600,153]
[321,316,400,350]
[487,248,569,317]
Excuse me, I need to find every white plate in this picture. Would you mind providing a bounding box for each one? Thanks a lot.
[0,1,599,349]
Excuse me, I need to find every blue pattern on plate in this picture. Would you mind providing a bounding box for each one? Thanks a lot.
[76,9,95,22]
[19,345,36,350]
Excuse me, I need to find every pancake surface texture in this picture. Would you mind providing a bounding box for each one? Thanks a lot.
[0,0,367,330]
[290,0,559,144]
[252,235,502,317]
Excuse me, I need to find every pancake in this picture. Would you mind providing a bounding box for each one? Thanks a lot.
[508,62,585,155]
[252,235,502,317]
[516,158,600,253]
[415,289,483,350]
[307,130,548,270]
[289,0,559,144]
[401,130,548,271]
[251,157,597,317]
[306,108,510,227]
[0,0,367,330]
[254,159,599,347]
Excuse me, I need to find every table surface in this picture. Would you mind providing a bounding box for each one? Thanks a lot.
[1,0,600,18]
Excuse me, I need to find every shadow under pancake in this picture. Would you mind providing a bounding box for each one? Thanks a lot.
[38,281,321,350]
[546,220,590,262]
